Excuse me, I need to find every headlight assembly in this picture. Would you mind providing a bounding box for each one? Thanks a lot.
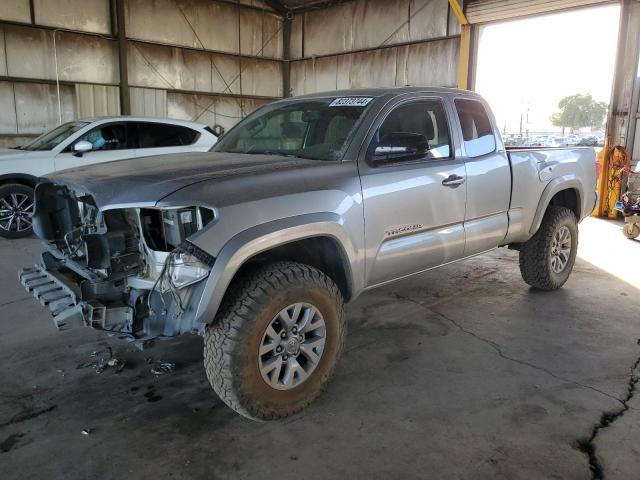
[140,206,214,252]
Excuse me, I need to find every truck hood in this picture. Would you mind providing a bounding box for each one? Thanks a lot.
[44,152,320,209]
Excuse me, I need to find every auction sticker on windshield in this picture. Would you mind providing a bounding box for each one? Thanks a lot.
[329,97,373,107]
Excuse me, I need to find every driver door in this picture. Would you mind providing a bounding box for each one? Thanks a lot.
[359,97,467,287]
[54,122,137,171]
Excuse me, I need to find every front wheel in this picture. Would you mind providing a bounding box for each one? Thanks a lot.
[0,183,34,239]
[519,206,578,290]
[203,262,346,420]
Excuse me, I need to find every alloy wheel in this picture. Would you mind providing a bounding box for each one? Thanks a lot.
[550,225,571,273]
[0,193,33,234]
[258,302,327,391]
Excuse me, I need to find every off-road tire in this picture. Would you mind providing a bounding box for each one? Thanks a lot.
[622,223,640,239]
[203,261,346,421]
[519,206,578,290]
[0,183,34,239]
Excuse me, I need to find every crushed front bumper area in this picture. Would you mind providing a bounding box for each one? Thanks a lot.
[20,264,81,330]
[19,262,133,332]
[19,245,212,349]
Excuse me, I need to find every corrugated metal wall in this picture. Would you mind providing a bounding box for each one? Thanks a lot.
[0,0,280,146]
[289,0,461,96]
[0,0,461,146]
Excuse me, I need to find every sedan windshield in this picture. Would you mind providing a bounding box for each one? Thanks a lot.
[213,98,374,160]
[22,121,89,151]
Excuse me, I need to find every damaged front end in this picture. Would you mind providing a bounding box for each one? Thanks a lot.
[19,182,215,349]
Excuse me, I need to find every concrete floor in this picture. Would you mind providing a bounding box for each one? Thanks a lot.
[1,217,638,480]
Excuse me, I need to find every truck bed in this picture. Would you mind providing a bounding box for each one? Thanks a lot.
[503,146,598,244]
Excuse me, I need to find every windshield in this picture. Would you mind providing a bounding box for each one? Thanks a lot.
[213,98,374,160]
[22,121,89,151]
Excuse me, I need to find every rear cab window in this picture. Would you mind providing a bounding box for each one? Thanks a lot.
[454,98,496,158]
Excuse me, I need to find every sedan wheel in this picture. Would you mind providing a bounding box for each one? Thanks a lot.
[0,184,34,239]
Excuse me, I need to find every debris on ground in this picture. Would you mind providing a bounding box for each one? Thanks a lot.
[81,428,91,435]
[150,362,176,376]
[76,347,125,374]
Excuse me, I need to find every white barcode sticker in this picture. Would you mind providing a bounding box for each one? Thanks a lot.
[329,97,373,107]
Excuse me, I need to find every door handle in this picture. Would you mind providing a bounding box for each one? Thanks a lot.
[442,174,465,187]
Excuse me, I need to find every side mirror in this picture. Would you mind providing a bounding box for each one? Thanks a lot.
[373,132,429,163]
[73,140,93,157]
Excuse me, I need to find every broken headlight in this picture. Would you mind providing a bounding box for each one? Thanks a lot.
[140,206,214,252]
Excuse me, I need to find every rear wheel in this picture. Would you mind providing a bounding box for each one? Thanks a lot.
[203,261,346,420]
[518,206,578,290]
[0,183,34,239]
[622,222,640,239]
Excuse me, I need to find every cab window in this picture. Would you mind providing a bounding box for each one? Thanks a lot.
[371,100,452,164]
[454,99,496,158]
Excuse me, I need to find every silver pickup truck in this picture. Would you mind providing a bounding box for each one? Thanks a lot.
[19,87,597,420]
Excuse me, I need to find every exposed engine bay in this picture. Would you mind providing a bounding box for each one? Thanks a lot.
[19,182,215,349]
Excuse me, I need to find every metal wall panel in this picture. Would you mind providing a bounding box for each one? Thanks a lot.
[127,41,281,98]
[130,87,168,117]
[240,8,283,58]
[238,0,274,10]
[0,30,7,76]
[290,56,338,94]
[301,0,450,57]
[397,37,459,87]
[3,25,118,84]
[465,0,612,23]
[336,48,399,89]
[352,0,411,49]
[75,84,120,117]
[290,37,458,95]
[0,0,30,23]
[303,2,355,57]
[126,0,282,59]
[127,41,242,94]
[126,0,239,54]
[290,14,303,59]
[33,0,112,34]
[167,92,269,131]
[0,81,18,134]
[14,82,76,134]
[239,58,283,97]
[409,0,450,41]
[447,2,462,35]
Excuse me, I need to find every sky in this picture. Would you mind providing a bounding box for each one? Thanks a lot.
[474,4,621,134]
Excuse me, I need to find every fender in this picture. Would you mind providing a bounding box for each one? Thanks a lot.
[192,213,362,324]
[529,175,583,235]
[0,173,38,186]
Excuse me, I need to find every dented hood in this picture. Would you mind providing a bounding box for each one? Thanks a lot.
[43,152,316,209]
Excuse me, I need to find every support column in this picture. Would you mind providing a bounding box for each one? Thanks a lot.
[458,24,472,90]
[282,14,292,98]
[594,0,640,217]
[114,0,131,115]
[448,0,472,90]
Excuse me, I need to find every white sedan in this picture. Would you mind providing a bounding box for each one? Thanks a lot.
[0,117,219,238]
